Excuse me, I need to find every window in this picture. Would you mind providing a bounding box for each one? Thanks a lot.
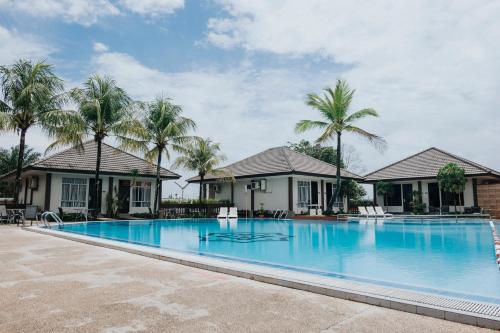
[297,181,311,207]
[386,184,402,206]
[61,178,87,207]
[131,181,151,207]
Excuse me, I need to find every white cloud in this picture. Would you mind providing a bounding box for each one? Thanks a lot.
[120,0,184,16]
[0,25,54,65]
[93,42,109,52]
[206,0,500,172]
[0,0,184,25]
[0,0,121,26]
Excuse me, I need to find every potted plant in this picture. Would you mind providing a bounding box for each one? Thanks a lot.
[257,203,265,218]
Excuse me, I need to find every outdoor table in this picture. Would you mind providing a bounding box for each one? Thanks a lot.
[73,208,89,221]
[7,209,25,226]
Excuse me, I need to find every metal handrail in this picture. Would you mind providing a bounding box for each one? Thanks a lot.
[40,211,63,227]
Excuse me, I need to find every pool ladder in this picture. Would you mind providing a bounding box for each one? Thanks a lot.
[40,211,64,228]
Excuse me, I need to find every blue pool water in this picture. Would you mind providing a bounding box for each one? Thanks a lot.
[54,218,500,304]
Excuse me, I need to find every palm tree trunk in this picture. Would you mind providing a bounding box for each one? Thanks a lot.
[153,150,162,215]
[327,132,342,211]
[93,137,102,218]
[14,128,27,203]
[454,193,457,215]
[199,174,204,203]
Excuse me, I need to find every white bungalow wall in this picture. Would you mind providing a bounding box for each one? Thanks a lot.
[374,178,475,213]
[210,175,348,214]
[17,171,158,214]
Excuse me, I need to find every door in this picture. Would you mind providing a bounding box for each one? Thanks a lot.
[310,181,318,206]
[88,178,102,212]
[402,184,413,212]
[428,182,440,210]
[118,180,131,213]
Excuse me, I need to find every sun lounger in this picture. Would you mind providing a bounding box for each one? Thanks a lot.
[228,207,238,219]
[366,206,380,217]
[375,206,393,217]
[217,207,228,219]
[358,206,369,217]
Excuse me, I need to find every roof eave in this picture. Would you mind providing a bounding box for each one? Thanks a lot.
[188,171,364,183]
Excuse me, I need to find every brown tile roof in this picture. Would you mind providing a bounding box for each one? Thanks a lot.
[1,140,180,179]
[364,147,500,182]
[187,146,363,182]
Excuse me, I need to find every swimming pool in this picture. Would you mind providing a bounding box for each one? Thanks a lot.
[53,218,500,304]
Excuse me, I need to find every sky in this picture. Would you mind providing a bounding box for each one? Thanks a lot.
[1,0,500,199]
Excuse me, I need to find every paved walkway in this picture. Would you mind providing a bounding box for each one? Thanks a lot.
[0,226,494,333]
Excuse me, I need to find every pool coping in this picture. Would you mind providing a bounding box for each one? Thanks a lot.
[25,225,500,330]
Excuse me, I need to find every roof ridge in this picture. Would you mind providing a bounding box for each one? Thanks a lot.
[280,147,294,172]
[282,146,363,178]
[215,146,285,171]
[101,141,180,176]
[364,147,437,178]
[31,139,94,167]
[429,147,499,174]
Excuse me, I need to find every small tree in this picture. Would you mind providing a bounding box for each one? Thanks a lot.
[340,179,367,208]
[376,181,393,211]
[437,163,466,213]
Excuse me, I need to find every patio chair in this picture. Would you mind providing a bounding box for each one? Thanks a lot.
[228,207,238,219]
[0,205,9,224]
[217,207,228,219]
[374,206,393,217]
[23,205,39,226]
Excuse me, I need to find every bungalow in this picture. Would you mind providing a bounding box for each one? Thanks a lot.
[0,141,180,215]
[364,147,500,213]
[187,146,363,214]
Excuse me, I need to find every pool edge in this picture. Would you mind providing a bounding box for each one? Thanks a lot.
[24,226,500,330]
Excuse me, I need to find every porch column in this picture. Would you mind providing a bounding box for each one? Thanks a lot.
[288,177,293,211]
[418,181,423,203]
[373,183,377,205]
[44,173,52,211]
[472,178,478,207]
[250,189,255,215]
[108,177,113,215]
[230,182,234,204]
[320,180,324,210]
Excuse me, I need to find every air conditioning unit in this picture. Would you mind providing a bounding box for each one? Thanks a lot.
[259,179,267,191]
[213,184,221,193]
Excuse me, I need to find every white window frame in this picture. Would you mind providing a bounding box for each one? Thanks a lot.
[297,181,311,208]
[61,177,87,208]
[131,180,152,208]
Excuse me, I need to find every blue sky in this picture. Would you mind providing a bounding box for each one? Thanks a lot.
[1,0,500,198]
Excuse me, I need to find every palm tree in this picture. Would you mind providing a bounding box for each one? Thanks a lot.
[0,146,41,175]
[173,138,227,202]
[0,59,65,202]
[118,96,196,214]
[296,79,385,211]
[46,74,138,216]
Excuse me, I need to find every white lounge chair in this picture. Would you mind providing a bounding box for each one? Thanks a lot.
[375,206,393,217]
[217,207,228,219]
[228,207,238,219]
[366,206,380,217]
[358,206,369,217]
[0,205,8,224]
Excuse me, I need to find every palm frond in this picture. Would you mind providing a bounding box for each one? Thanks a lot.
[344,125,387,152]
[295,120,328,133]
[344,108,379,124]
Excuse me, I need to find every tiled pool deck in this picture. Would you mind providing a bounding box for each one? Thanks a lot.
[21,224,500,331]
